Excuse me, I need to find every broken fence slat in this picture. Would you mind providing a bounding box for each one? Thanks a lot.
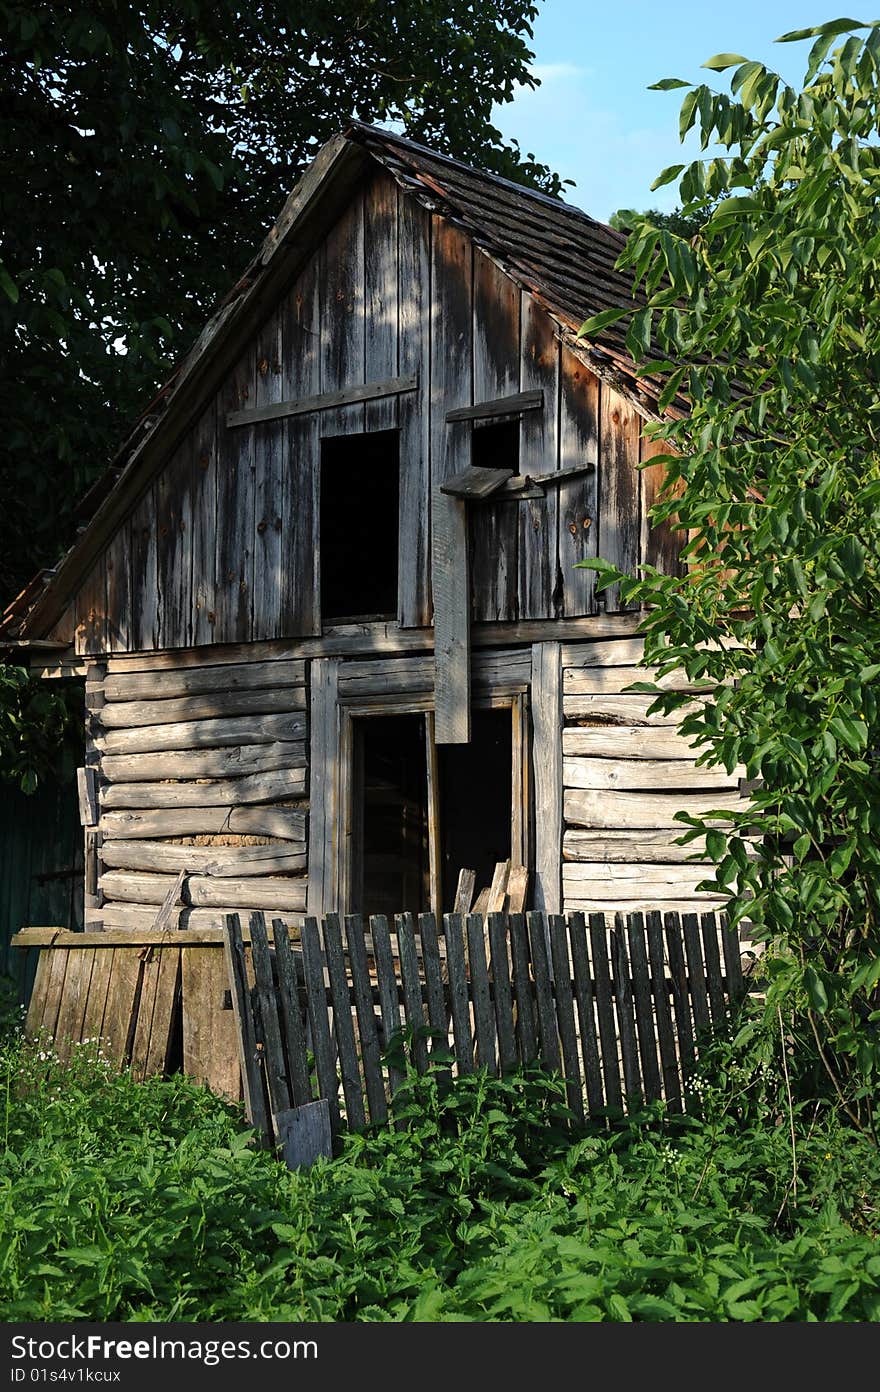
[248,911,292,1121]
[274,1099,333,1170]
[322,914,365,1131]
[223,914,269,1137]
[345,913,387,1124]
[271,917,312,1109]
[300,915,340,1135]
[466,912,496,1074]
[396,912,428,1073]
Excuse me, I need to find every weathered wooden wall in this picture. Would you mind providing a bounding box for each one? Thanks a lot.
[87,652,308,934]
[64,169,683,657]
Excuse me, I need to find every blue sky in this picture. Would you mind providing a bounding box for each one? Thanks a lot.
[493,2,844,219]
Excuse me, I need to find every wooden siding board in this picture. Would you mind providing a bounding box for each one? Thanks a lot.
[398,194,431,628]
[104,526,131,653]
[252,307,285,640]
[281,254,321,636]
[320,191,366,442]
[363,173,399,435]
[75,554,108,657]
[519,292,560,620]
[191,402,219,648]
[598,387,640,613]
[470,251,520,623]
[559,351,599,616]
[640,433,685,578]
[215,349,255,643]
[155,434,193,649]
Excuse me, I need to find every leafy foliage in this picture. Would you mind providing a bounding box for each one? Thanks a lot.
[578,19,880,1124]
[1,1025,879,1321]
[0,666,80,792]
[609,206,708,238]
[0,0,561,605]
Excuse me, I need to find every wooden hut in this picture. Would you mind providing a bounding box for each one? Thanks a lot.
[2,123,745,941]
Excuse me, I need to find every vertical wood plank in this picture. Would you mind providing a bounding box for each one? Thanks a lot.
[398,192,431,628]
[182,943,241,1100]
[128,490,159,651]
[442,911,473,1075]
[519,294,560,620]
[155,434,193,649]
[322,912,365,1129]
[471,251,520,622]
[424,713,442,915]
[527,910,560,1071]
[345,913,386,1122]
[627,912,662,1103]
[223,916,268,1131]
[432,490,471,745]
[142,948,181,1080]
[466,912,496,1073]
[509,911,537,1064]
[101,948,143,1068]
[488,912,517,1075]
[664,911,697,1105]
[548,914,584,1120]
[307,658,339,917]
[370,913,404,1092]
[589,913,622,1110]
[53,949,94,1061]
[40,947,70,1039]
[682,911,710,1040]
[364,172,399,433]
[320,192,366,440]
[640,432,685,578]
[567,913,605,1116]
[531,641,562,914]
[599,387,641,612]
[720,912,745,1006]
[418,911,449,1060]
[559,350,600,616]
[701,911,727,1027]
[191,402,220,648]
[25,951,52,1036]
[645,910,681,1112]
[80,947,114,1043]
[281,255,321,635]
[104,527,131,653]
[612,915,642,1103]
[396,912,428,1073]
[75,554,108,656]
[272,917,312,1109]
[249,911,292,1118]
[215,349,255,642]
[128,947,163,1080]
[253,307,285,641]
[300,915,340,1132]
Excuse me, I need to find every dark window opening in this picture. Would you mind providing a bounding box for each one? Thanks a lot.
[320,429,399,622]
[353,714,430,917]
[471,418,520,474]
[438,707,512,911]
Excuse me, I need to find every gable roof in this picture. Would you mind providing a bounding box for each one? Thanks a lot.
[3,121,671,642]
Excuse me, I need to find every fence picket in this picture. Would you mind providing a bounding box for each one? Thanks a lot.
[509,912,537,1065]
[626,913,662,1103]
[443,913,473,1075]
[568,912,604,1115]
[300,915,340,1133]
[396,912,429,1073]
[466,913,496,1073]
[527,911,560,1072]
[344,913,386,1124]
[612,915,641,1103]
[682,912,710,1041]
[248,911,292,1119]
[322,914,365,1130]
[589,914,622,1111]
[417,912,448,1057]
[701,912,726,1027]
[369,914,404,1094]
[720,912,745,1005]
[488,913,517,1074]
[645,910,680,1113]
[664,911,697,1107]
[548,915,583,1121]
[271,917,311,1108]
[222,914,268,1136]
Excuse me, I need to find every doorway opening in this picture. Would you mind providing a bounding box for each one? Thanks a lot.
[320,429,400,622]
[352,713,429,917]
[438,707,512,911]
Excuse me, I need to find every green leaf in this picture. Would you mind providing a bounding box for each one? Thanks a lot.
[0,266,18,303]
[578,306,628,339]
[650,164,685,191]
[703,53,750,71]
[776,19,868,43]
[648,78,692,91]
[805,965,828,1013]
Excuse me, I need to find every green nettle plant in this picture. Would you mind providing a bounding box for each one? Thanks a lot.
[0,663,80,792]
[580,18,880,1131]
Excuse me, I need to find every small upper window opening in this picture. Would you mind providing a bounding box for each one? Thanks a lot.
[471,418,520,474]
[320,429,399,623]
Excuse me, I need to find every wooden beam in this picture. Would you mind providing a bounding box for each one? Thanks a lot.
[225,373,418,429]
[445,389,543,423]
[531,642,562,914]
[432,490,470,744]
[76,767,98,828]
[439,465,514,500]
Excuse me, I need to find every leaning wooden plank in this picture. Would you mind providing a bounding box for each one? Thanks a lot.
[248,912,292,1119]
[322,915,365,1130]
[182,941,242,1101]
[222,916,268,1130]
[645,911,681,1112]
[466,913,496,1074]
[102,767,307,810]
[300,917,340,1133]
[508,912,537,1065]
[487,913,516,1075]
[562,726,701,760]
[97,711,306,756]
[101,841,307,878]
[563,667,717,696]
[588,915,622,1111]
[396,913,428,1074]
[274,1099,333,1170]
[225,374,418,428]
[563,693,703,724]
[432,491,470,745]
[527,911,560,1073]
[80,947,115,1046]
[563,830,708,864]
[664,912,697,1107]
[100,687,307,730]
[76,767,98,827]
[567,913,604,1117]
[439,465,514,500]
[453,868,476,916]
[487,862,510,915]
[548,915,584,1121]
[445,388,543,422]
[562,756,741,793]
[506,866,529,915]
[442,913,473,1076]
[103,659,306,703]
[563,788,745,831]
[150,869,186,933]
[53,950,95,1062]
[345,914,386,1123]
[100,805,307,841]
[102,741,306,784]
[626,914,662,1104]
[701,912,727,1028]
[99,871,307,913]
[272,918,312,1109]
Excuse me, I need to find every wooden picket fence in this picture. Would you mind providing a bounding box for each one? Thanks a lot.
[225,906,748,1157]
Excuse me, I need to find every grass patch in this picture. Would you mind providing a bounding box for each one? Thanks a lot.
[1,1023,879,1321]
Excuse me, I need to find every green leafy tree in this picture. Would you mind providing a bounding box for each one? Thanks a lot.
[609,206,707,238]
[581,18,880,1129]
[0,0,558,605]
